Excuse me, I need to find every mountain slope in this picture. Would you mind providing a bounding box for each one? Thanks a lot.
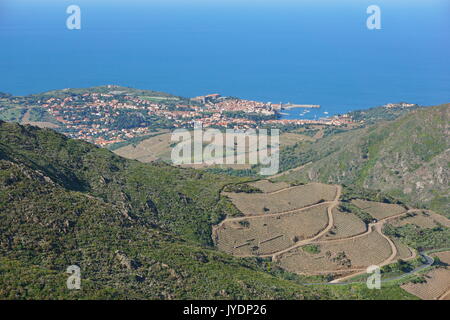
[0,158,313,299]
[0,120,244,245]
[275,104,450,216]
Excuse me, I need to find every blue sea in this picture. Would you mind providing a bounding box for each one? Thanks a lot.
[0,0,449,118]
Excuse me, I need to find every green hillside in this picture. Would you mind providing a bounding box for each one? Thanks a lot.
[0,121,246,245]
[0,120,417,299]
[275,104,450,216]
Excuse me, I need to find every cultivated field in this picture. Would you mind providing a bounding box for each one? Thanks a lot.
[392,239,415,260]
[214,204,329,256]
[441,292,450,300]
[225,183,337,216]
[21,109,59,129]
[390,211,450,229]
[434,251,450,265]
[114,132,172,162]
[401,251,450,300]
[279,132,314,146]
[351,199,406,220]
[278,230,392,274]
[214,180,444,283]
[318,208,367,240]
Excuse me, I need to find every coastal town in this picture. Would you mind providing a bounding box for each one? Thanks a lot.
[0,86,355,147]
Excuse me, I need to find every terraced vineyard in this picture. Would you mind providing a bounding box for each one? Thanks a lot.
[214,180,450,289]
[247,180,290,193]
[224,182,337,216]
[401,254,450,300]
[214,203,329,256]
[317,208,367,241]
[278,227,397,276]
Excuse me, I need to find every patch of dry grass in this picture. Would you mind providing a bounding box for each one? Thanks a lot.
[225,183,337,216]
[248,180,290,193]
[390,211,450,229]
[351,199,406,220]
[393,239,414,260]
[215,204,329,256]
[401,268,450,300]
[114,132,172,162]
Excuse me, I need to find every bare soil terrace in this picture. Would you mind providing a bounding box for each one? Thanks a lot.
[247,180,290,193]
[279,229,392,274]
[214,203,329,256]
[351,199,407,220]
[392,238,415,261]
[317,208,367,241]
[390,211,450,229]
